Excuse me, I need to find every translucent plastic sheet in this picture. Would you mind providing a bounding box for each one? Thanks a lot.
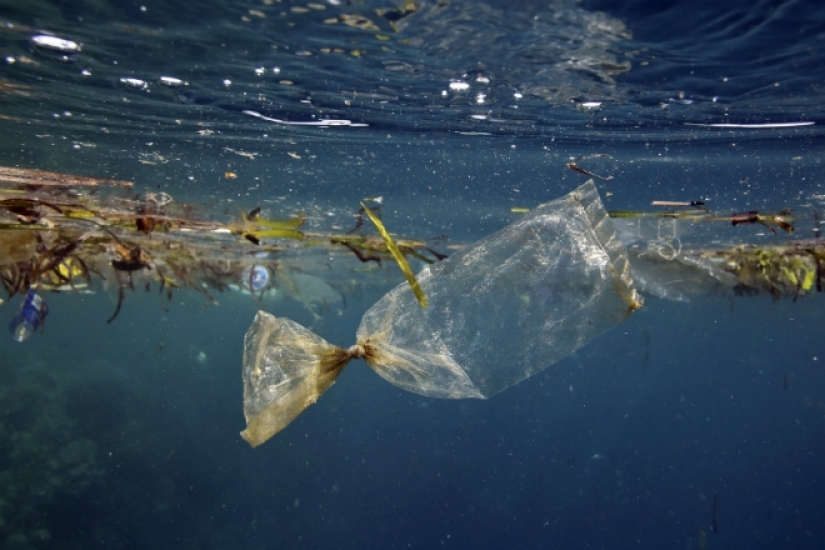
[241,314,348,443]
[613,210,815,301]
[241,181,643,447]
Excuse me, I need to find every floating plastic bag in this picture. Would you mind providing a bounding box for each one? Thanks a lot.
[241,181,643,447]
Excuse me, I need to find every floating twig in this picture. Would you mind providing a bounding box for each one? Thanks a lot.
[567,163,613,181]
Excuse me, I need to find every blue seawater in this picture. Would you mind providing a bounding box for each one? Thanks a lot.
[0,0,824,548]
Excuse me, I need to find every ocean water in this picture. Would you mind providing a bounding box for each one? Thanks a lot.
[1,0,824,548]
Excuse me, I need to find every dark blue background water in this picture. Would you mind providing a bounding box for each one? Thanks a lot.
[0,0,824,548]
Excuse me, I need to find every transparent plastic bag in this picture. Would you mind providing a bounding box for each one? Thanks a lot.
[241,181,643,447]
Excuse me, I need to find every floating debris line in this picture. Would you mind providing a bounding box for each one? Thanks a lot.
[2,166,823,339]
[0,166,445,331]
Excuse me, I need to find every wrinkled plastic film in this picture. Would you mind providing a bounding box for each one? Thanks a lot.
[357,180,642,399]
[241,181,643,445]
[241,312,350,447]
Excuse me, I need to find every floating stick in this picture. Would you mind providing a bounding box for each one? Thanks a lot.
[567,163,613,181]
